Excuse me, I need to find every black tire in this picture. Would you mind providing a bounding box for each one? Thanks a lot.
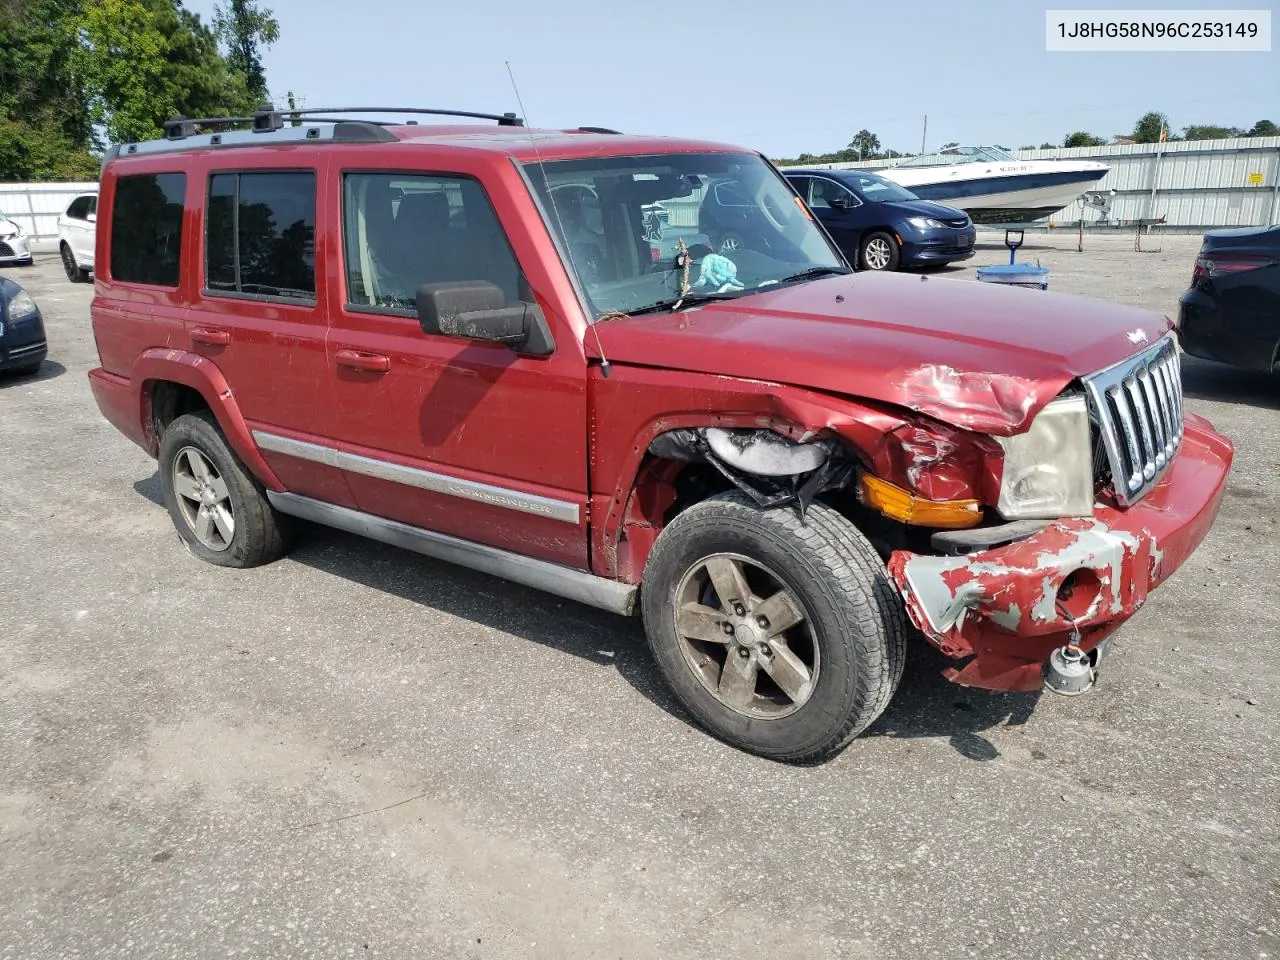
[859,231,900,271]
[640,491,907,763]
[60,243,88,283]
[158,410,292,568]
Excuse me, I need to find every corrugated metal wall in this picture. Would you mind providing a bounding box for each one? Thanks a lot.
[0,181,99,241]
[786,137,1280,229]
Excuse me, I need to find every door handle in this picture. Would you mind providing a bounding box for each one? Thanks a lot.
[190,327,230,346]
[335,349,390,373]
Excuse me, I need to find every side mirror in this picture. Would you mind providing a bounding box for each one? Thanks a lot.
[415,281,553,357]
[828,195,852,210]
[86,212,97,223]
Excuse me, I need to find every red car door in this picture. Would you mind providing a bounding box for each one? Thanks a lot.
[189,157,355,507]
[317,158,590,569]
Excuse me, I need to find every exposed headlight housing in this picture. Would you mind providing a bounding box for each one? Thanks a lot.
[994,395,1094,519]
[6,289,39,322]
[906,216,945,231]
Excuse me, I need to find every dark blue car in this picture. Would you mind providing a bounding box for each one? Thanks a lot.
[0,275,47,375]
[783,169,976,271]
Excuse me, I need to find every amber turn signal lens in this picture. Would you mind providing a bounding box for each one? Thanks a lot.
[857,475,983,529]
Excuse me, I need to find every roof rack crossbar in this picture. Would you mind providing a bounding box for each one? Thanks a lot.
[257,106,525,127]
[163,114,256,139]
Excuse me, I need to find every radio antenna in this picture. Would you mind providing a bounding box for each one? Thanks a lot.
[505,60,611,378]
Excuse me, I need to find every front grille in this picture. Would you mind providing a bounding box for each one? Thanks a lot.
[1082,334,1183,506]
[943,218,969,228]
[0,242,13,257]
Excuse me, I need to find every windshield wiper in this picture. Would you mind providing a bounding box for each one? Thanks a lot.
[624,291,746,316]
[767,266,853,287]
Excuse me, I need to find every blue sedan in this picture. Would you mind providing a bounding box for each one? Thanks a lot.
[0,276,48,375]
[784,169,977,271]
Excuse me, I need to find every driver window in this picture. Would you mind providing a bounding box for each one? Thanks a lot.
[342,172,529,312]
[811,179,856,209]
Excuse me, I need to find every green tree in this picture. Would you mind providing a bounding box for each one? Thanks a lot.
[76,0,253,144]
[1063,131,1106,148]
[1248,119,1277,137]
[1132,111,1171,143]
[213,0,280,105]
[1182,124,1244,140]
[0,0,97,179]
[848,129,880,158]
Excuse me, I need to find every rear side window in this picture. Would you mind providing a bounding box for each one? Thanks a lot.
[206,171,316,301]
[110,173,186,286]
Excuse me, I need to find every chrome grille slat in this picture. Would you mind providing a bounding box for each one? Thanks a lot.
[1082,334,1183,506]
[1139,373,1166,467]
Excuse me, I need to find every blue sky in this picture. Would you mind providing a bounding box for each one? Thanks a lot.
[185,0,1277,157]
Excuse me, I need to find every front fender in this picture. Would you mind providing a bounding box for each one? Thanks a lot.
[132,347,284,491]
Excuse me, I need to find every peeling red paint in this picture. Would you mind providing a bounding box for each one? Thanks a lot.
[888,419,1233,692]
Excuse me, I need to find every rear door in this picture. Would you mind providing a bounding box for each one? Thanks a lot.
[319,162,590,569]
[63,195,95,263]
[189,160,354,506]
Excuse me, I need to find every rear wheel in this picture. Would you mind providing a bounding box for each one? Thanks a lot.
[860,231,899,271]
[158,411,292,568]
[640,491,906,763]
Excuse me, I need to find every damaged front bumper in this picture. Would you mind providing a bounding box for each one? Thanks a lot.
[886,413,1233,692]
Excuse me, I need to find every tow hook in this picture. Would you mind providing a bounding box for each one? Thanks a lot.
[1042,606,1096,696]
[1042,644,1096,696]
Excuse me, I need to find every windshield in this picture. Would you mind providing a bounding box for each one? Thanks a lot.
[523,152,846,319]
[897,145,1019,167]
[845,173,919,203]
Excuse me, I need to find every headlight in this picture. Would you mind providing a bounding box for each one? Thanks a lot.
[0,221,17,239]
[6,289,39,322]
[994,395,1093,518]
[906,216,945,231]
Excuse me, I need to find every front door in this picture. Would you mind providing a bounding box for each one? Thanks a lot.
[806,177,864,262]
[322,168,589,569]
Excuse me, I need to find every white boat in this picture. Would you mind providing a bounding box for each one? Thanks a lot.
[871,146,1108,224]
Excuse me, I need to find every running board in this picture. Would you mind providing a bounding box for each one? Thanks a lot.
[266,492,638,616]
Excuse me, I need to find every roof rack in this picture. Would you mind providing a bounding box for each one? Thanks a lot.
[161,105,523,140]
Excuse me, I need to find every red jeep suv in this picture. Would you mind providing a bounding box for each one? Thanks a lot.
[87,107,1233,763]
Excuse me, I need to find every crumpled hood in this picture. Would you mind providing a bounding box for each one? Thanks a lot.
[589,272,1172,435]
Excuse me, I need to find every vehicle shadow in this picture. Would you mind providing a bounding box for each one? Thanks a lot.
[129,470,1043,761]
[1181,355,1279,410]
[149,500,1031,763]
[864,642,1041,761]
[0,359,65,386]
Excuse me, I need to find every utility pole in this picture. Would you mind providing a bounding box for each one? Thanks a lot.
[920,115,927,155]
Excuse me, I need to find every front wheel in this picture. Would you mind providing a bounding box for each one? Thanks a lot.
[860,231,900,271]
[640,491,906,763]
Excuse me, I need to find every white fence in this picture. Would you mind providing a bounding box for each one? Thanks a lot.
[0,181,99,241]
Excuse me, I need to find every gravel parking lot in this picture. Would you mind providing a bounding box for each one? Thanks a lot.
[2,232,1276,959]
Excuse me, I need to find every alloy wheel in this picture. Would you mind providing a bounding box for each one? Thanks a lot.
[171,446,235,551]
[864,237,892,270]
[672,553,819,719]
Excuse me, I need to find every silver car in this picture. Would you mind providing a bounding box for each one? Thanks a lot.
[0,211,32,266]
